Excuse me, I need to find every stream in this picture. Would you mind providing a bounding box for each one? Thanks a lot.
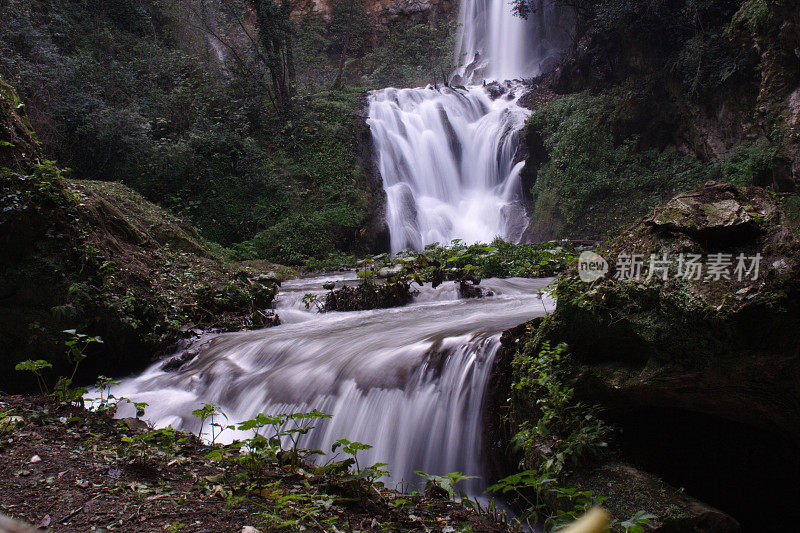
[111,274,554,495]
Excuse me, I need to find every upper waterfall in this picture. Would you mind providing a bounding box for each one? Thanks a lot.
[453,0,571,84]
[368,0,564,252]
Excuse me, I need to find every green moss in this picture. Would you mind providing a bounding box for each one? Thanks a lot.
[727,0,770,35]
[526,93,710,240]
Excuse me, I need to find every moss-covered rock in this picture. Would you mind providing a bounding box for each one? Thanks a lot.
[499,182,800,530]
[323,280,413,312]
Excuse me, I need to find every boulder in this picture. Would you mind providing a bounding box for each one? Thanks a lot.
[645,183,765,241]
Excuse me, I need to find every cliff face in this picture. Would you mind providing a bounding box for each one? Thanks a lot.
[304,0,458,25]
[501,182,800,531]
[519,0,800,242]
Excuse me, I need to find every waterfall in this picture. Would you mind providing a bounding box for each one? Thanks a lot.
[106,0,563,500]
[367,0,568,253]
[107,275,554,493]
[452,0,570,84]
[368,86,530,252]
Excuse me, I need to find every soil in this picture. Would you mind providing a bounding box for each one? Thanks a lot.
[0,395,508,533]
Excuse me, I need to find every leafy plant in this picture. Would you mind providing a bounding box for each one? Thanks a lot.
[14,360,53,394]
[545,486,607,531]
[54,329,103,403]
[205,410,331,493]
[619,510,657,533]
[511,342,610,474]
[316,438,389,503]
[414,471,476,499]
[192,403,228,446]
[92,375,122,413]
[486,468,556,525]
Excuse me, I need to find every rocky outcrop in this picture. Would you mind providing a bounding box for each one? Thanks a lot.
[355,94,390,253]
[306,0,457,26]
[501,183,799,530]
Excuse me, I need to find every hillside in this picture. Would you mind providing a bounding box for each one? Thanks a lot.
[1,77,289,392]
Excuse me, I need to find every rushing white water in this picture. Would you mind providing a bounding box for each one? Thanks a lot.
[368,0,569,252]
[368,85,530,252]
[107,0,564,503]
[109,275,554,494]
[453,0,570,84]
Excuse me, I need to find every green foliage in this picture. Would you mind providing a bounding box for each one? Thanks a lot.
[727,0,770,35]
[512,343,610,474]
[486,467,608,529]
[14,329,101,402]
[233,87,373,264]
[528,92,711,239]
[415,471,476,499]
[362,20,458,88]
[619,510,657,533]
[54,329,103,402]
[205,409,332,491]
[487,468,555,524]
[355,238,576,283]
[321,438,389,490]
[0,1,380,263]
[302,252,358,272]
[121,425,191,461]
[714,138,782,187]
[192,403,228,446]
[527,92,786,240]
[14,360,52,394]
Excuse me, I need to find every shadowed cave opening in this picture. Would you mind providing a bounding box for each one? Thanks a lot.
[611,406,800,532]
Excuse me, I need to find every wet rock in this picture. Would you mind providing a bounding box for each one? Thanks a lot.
[161,349,199,372]
[484,83,507,100]
[510,183,800,530]
[458,281,492,299]
[122,418,148,431]
[564,463,741,533]
[377,264,404,278]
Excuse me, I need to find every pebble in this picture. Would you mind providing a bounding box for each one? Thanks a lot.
[29,455,41,463]
[241,527,262,533]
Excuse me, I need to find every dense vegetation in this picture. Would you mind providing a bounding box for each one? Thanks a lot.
[0,393,507,532]
[525,91,783,239]
[519,0,798,240]
[0,0,456,265]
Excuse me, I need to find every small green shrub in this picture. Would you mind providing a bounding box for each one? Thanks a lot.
[511,342,610,474]
[14,360,53,394]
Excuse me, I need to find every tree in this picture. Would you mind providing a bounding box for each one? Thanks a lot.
[192,0,295,113]
[251,0,295,111]
[329,0,368,89]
